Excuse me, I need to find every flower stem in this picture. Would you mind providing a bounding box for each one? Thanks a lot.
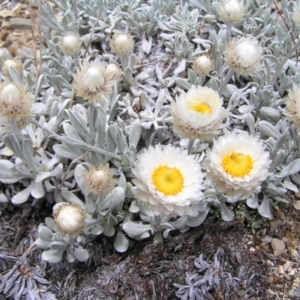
[30,119,121,160]
[219,68,234,96]
[270,38,300,86]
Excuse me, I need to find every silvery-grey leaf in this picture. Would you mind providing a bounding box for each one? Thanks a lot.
[63,123,82,141]
[53,144,79,159]
[283,179,298,192]
[90,223,104,235]
[220,202,234,221]
[175,78,191,90]
[187,208,210,227]
[38,226,53,241]
[50,163,63,178]
[66,249,76,263]
[32,103,47,115]
[258,121,280,140]
[101,187,125,211]
[35,171,52,183]
[31,182,45,199]
[276,158,300,178]
[114,230,129,253]
[238,105,254,114]
[246,195,259,209]
[42,249,64,263]
[35,238,51,249]
[128,119,142,149]
[258,195,273,220]
[12,182,35,204]
[61,190,85,207]
[103,223,115,237]
[123,221,151,237]
[45,217,57,232]
[129,200,140,213]
[50,241,67,251]
[73,247,89,262]
[174,59,186,74]
[74,164,87,192]
[170,216,188,230]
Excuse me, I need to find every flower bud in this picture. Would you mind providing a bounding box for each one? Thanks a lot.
[3,59,22,76]
[83,163,117,196]
[53,203,85,236]
[225,37,263,76]
[109,32,134,55]
[293,7,300,27]
[218,0,245,24]
[73,59,114,103]
[104,64,122,82]
[0,81,33,125]
[59,33,82,56]
[193,55,213,75]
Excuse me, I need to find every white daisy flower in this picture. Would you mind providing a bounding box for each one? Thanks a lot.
[83,163,117,196]
[283,84,300,129]
[203,131,271,199]
[170,85,228,140]
[132,144,204,217]
[225,37,263,76]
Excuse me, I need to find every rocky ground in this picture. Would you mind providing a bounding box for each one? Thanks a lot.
[1,1,300,299]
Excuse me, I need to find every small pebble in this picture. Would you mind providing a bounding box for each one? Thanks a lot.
[271,238,285,256]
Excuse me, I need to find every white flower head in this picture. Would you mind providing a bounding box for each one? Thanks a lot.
[73,59,117,103]
[53,203,86,236]
[171,85,228,140]
[59,32,82,56]
[203,131,271,199]
[0,81,33,127]
[83,163,117,196]
[132,144,204,217]
[225,37,263,76]
[193,55,213,76]
[109,32,134,55]
[283,84,300,129]
[218,0,245,24]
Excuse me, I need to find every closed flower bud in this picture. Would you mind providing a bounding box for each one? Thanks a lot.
[59,32,82,56]
[218,0,245,24]
[293,6,300,27]
[53,203,85,236]
[83,163,117,196]
[283,84,300,129]
[225,37,263,76]
[0,81,33,126]
[109,32,134,55]
[73,59,117,102]
[104,64,122,82]
[3,59,22,76]
[193,55,213,75]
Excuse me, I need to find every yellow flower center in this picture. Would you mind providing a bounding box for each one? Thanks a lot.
[222,152,253,177]
[152,165,183,195]
[191,102,212,114]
